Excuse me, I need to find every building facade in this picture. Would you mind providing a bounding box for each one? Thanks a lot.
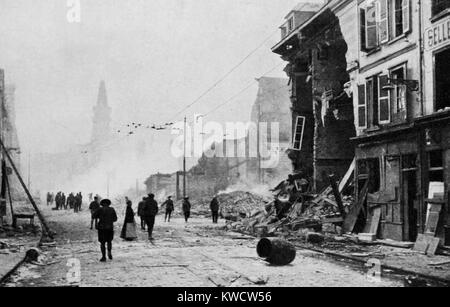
[274,0,450,244]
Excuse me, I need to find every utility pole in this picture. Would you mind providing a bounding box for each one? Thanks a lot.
[106,173,110,198]
[257,101,262,184]
[183,116,187,197]
[136,178,139,199]
[27,152,31,191]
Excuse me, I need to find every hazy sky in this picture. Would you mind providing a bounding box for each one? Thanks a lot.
[0,0,315,160]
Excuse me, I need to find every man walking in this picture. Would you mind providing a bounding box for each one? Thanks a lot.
[93,199,117,262]
[137,197,147,230]
[210,196,220,224]
[163,196,174,222]
[182,197,191,223]
[89,196,101,230]
[143,194,158,240]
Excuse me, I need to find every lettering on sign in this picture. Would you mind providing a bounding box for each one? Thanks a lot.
[425,17,450,51]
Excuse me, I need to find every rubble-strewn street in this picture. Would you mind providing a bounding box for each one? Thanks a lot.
[1,206,410,287]
[1,0,450,290]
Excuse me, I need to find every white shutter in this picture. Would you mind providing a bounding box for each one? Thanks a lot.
[378,0,389,43]
[358,84,367,128]
[366,3,378,49]
[402,0,410,34]
[378,74,391,123]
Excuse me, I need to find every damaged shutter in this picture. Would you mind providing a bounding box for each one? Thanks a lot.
[378,0,389,43]
[378,74,390,123]
[358,84,367,128]
[292,116,306,151]
[402,0,411,34]
[366,2,378,49]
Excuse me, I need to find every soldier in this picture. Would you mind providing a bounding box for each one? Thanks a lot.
[210,197,220,224]
[182,197,191,223]
[137,197,147,230]
[89,196,101,230]
[143,194,158,240]
[163,196,174,222]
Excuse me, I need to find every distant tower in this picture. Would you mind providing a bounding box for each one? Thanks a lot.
[91,80,112,145]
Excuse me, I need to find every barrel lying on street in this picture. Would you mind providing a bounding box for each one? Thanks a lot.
[257,238,296,266]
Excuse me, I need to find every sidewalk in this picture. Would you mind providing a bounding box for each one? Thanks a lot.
[286,235,450,285]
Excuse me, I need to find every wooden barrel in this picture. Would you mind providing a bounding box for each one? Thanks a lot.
[257,238,296,266]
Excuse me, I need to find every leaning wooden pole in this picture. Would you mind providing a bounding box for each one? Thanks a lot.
[0,138,53,238]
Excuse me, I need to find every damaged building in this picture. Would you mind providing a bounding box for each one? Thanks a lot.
[272,0,450,246]
[272,1,356,193]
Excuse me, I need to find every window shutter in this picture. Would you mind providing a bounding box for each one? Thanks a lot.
[378,0,389,43]
[378,74,390,123]
[360,8,367,51]
[358,84,367,128]
[292,116,306,151]
[402,0,410,34]
[366,3,378,49]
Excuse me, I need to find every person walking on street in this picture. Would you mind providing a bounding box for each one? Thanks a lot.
[93,199,118,262]
[163,196,174,222]
[182,197,191,223]
[137,197,147,230]
[210,196,220,224]
[62,193,67,210]
[143,194,158,240]
[120,197,137,241]
[89,196,101,230]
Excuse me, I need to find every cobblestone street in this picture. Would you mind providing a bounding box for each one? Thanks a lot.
[3,206,405,287]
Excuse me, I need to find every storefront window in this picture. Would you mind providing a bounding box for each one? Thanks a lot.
[434,48,450,112]
[428,150,444,182]
[432,0,450,17]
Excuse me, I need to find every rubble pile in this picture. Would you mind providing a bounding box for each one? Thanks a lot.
[226,179,354,238]
[189,191,270,219]
[217,191,269,221]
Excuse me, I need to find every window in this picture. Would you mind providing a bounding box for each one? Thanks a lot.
[434,48,450,111]
[428,150,444,182]
[389,64,407,120]
[292,116,305,151]
[393,0,411,38]
[432,0,450,17]
[288,17,294,32]
[360,0,411,51]
[378,74,390,123]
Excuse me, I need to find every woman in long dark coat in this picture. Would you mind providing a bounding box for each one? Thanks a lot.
[120,198,137,241]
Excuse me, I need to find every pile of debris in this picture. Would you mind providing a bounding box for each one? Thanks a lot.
[226,164,356,238]
[218,191,269,221]
[189,191,270,219]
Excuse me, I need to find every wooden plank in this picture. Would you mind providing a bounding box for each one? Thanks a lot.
[343,179,369,233]
[414,234,441,255]
[329,174,346,219]
[339,158,356,193]
[369,207,382,235]
[425,203,442,236]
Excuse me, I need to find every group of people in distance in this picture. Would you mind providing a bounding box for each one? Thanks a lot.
[47,191,83,212]
[89,194,221,262]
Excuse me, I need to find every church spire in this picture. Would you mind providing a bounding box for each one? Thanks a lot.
[97,80,108,106]
[91,80,112,145]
